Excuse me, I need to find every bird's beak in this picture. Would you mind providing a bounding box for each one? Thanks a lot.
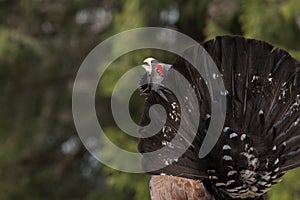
[143,57,155,66]
[142,64,152,73]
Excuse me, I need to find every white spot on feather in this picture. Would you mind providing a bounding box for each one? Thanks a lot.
[223,127,230,132]
[227,188,238,192]
[209,176,218,180]
[271,175,277,179]
[223,145,231,150]
[226,180,235,186]
[252,75,259,82]
[216,182,226,186]
[213,73,217,79]
[258,181,267,186]
[223,155,232,161]
[164,160,170,165]
[171,102,177,109]
[227,170,237,176]
[230,133,238,139]
[241,134,247,141]
[283,141,287,146]
[221,90,229,96]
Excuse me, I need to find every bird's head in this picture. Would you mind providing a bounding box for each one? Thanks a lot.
[142,57,171,77]
[139,57,172,100]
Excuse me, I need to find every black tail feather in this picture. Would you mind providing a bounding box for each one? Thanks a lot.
[138,36,300,196]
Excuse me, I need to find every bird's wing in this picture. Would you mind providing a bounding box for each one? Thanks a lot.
[150,175,213,200]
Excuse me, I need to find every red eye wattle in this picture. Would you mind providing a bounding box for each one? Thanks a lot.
[156,64,164,76]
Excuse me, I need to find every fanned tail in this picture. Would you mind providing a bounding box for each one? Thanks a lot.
[138,35,300,199]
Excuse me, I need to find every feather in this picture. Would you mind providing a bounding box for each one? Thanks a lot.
[138,35,300,199]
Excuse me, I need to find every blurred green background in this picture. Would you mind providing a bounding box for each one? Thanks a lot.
[1,0,300,199]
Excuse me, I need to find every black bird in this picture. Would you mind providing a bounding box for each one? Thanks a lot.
[138,36,300,200]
